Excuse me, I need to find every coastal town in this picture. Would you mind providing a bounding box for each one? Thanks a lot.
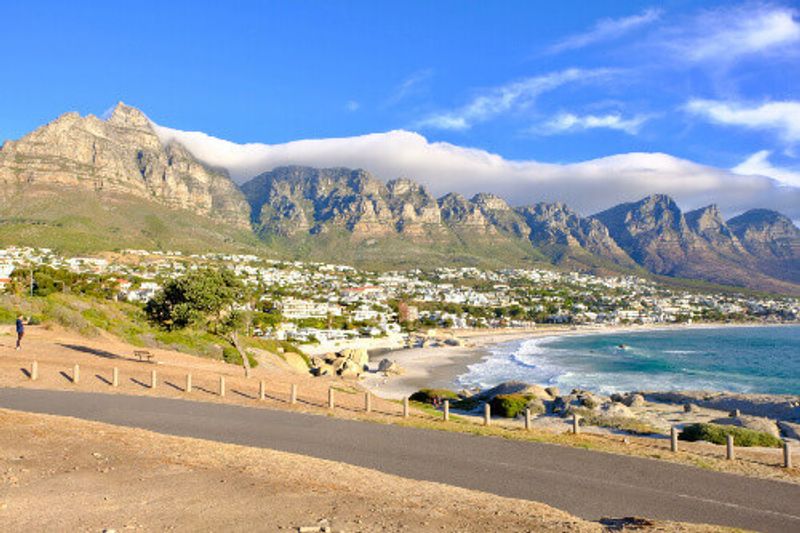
[1,246,797,348]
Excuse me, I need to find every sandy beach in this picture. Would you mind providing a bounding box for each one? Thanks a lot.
[362,325,606,399]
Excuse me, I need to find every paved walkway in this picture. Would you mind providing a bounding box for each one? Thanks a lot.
[2,388,799,532]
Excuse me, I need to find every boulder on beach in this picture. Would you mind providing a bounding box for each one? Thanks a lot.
[778,421,800,441]
[478,381,554,402]
[623,394,646,408]
[309,349,368,378]
[711,415,781,438]
[340,348,369,369]
[378,358,404,375]
[601,402,634,418]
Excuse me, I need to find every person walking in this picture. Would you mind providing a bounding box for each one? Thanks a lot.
[15,315,24,350]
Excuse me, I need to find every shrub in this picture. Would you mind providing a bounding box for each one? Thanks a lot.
[491,394,534,418]
[579,413,661,436]
[0,307,17,324]
[452,395,481,411]
[580,395,599,409]
[409,388,460,404]
[679,423,782,448]
[222,346,259,368]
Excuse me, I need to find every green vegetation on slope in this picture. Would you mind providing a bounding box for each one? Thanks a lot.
[0,185,262,255]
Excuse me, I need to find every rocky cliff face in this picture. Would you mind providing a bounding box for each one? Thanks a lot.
[728,209,800,283]
[0,103,250,228]
[593,195,800,292]
[517,202,633,264]
[241,168,800,292]
[593,194,700,274]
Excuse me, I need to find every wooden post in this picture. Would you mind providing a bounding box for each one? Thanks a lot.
[726,434,735,460]
[259,380,265,401]
[112,367,119,387]
[73,364,80,384]
[443,400,450,422]
[30,361,38,381]
[219,376,226,397]
[186,373,192,393]
[402,396,409,418]
[572,413,580,434]
[524,408,531,431]
[150,369,157,389]
[290,384,297,405]
[483,403,491,426]
[671,426,679,452]
[328,387,335,409]
[784,441,793,469]
[364,391,371,413]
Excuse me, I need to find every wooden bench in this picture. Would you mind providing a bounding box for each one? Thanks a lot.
[133,350,154,363]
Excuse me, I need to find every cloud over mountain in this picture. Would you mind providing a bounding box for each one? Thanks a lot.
[152,124,800,220]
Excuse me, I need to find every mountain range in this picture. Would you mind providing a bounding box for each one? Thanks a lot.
[1,103,798,295]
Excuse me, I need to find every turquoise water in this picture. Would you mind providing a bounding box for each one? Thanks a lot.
[457,325,800,395]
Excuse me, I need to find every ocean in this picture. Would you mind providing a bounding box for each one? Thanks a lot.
[456,325,800,395]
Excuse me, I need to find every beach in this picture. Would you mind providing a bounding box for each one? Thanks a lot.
[361,324,629,399]
[361,322,800,400]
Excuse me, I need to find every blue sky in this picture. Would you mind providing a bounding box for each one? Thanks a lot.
[2,1,800,217]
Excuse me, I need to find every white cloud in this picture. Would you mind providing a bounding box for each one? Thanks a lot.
[345,100,360,112]
[685,99,800,143]
[665,5,800,63]
[537,112,650,135]
[151,123,800,220]
[385,69,433,107]
[416,68,615,131]
[733,150,800,187]
[547,8,662,54]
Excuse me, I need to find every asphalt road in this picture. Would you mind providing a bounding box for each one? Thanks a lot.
[2,388,799,532]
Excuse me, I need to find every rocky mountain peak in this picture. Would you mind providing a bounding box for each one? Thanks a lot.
[471,193,511,211]
[387,177,427,197]
[728,209,800,260]
[0,105,249,227]
[106,101,152,130]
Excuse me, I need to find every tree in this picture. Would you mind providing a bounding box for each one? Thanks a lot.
[146,268,242,331]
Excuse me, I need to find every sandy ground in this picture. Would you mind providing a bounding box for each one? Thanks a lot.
[0,408,733,532]
[0,324,406,419]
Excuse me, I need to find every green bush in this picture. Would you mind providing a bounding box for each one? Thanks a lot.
[452,396,481,411]
[579,413,661,436]
[679,423,782,448]
[222,346,259,368]
[0,307,17,324]
[490,394,537,418]
[409,388,460,404]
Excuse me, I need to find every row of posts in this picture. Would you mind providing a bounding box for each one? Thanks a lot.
[24,360,795,469]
